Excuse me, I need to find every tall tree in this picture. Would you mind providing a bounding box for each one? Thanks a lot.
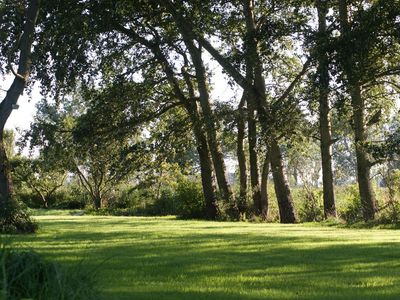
[336,0,400,220]
[166,0,309,222]
[0,0,40,215]
[165,8,234,204]
[316,0,337,218]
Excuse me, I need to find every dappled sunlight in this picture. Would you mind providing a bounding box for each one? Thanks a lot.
[4,216,400,299]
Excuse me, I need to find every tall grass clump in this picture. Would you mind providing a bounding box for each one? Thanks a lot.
[0,242,98,299]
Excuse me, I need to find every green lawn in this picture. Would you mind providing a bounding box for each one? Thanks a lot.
[4,211,400,299]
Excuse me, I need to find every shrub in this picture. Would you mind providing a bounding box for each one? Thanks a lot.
[297,188,324,222]
[150,188,176,215]
[0,246,97,299]
[174,179,205,219]
[0,200,38,234]
[339,184,363,223]
[378,170,400,224]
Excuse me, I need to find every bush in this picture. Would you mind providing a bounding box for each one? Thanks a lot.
[297,188,324,222]
[0,200,37,234]
[339,184,363,223]
[174,179,205,219]
[150,188,176,215]
[0,246,97,299]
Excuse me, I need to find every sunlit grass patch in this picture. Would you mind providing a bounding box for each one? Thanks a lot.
[3,213,400,299]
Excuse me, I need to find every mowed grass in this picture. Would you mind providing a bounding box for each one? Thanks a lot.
[3,211,400,299]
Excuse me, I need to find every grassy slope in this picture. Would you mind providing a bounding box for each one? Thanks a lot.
[4,212,400,299]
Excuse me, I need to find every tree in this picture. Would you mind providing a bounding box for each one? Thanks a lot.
[24,93,147,209]
[315,0,337,218]
[336,0,400,221]
[0,0,40,232]
[162,0,312,222]
[12,156,67,208]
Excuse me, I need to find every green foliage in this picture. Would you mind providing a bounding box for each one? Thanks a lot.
[0,201,37,234]
[378,169,400,224]
[339,184,363,224]
[12,156,67,208]
[174,179,205,219]
[297,188,324,222]
[0,245,97,299]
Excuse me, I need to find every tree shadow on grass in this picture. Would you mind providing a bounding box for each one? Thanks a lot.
[7,218,400,299]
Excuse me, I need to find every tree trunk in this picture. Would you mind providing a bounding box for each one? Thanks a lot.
[0,0,40,209]
[169,14,233,203]
[93,193,101,210]
[338,0,376,221]
[260,154,269,220]
[269,140,297,223]
[351,85,376,221]
[192,117,220,219]
[317,0,337,218]
[145,38,220,220]
[248,103,262,215]
[236,95,248,215]
[186,45,233,203]
[242,0,295,222]
[0,132,14,210]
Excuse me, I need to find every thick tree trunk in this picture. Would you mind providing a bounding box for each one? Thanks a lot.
[183,41,233,203]
[338,0,376,221]
[242,0,295,222]
[0,0,40,209]
[260,154,269,220]
[145,38,220,220]
[0,132,14,210]
[192,118,220,219]
[351,85,376,221]
[236,96,248,215]
[270,140,297,223]
[167,5,233,202]
[317,0,337,218]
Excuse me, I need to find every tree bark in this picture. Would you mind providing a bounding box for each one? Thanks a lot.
[187,98,219,219]
[0,0,40,209]
[269,139,297,223]
[141,36,220,219]
[260,154,269,220]
[0,132,14,211]
[242,0,295,222]
[316,0,337,218]
[248,101,262,215]
[351,85,376,220]
[180,33,233,203]
[338,0,376,221]
[236,95,248,215]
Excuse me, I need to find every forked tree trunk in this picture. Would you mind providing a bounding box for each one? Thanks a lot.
[174,0,300,222]
[0,0,40,209]
[143,38,220,220]
[93,192,102,210]
[183,38,233,203]
[242,0,296,222]
[316,0,337,218]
